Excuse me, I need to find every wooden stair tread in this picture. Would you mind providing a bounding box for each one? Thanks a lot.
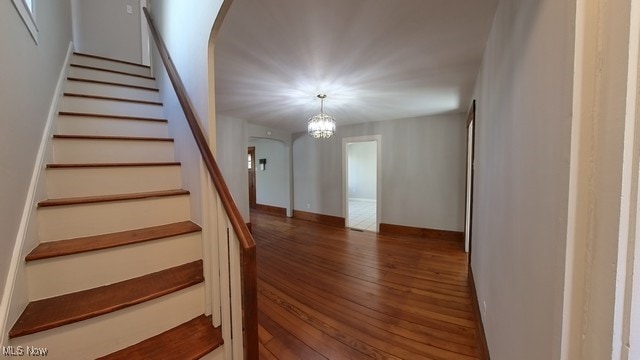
[58,111,167,122]
[64,92,163,106]
[9,260,204,339]
[47,161,180,169]
[73,52,151,69]
[97,315,223,360]
[70,63,155,80]
[67,77,159,92]
[26,221,201,261]
[38,189,189,207]
[53,134,174,142]
[47,162,180,169]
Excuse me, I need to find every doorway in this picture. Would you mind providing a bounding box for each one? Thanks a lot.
[464,100,476,256]
[343,136,381,232]
[248,146,256,209]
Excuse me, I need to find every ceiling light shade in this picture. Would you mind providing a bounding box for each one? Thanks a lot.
[308,94,336,139]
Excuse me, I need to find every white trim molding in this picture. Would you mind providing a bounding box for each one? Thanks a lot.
[11,0,38,44]
[562,0,640,358]
[140,0,151,66]
[0,42,73,347]
[342,135,382,232]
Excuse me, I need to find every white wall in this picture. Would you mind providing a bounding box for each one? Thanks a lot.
[0,0,72,339]
[470,0,575,358]
[216,115,249,221]
[214,119,294,221]
[246,123,293,216]
[249,138,289,210]
[293,113,466,232]
[71,0,143,63]
[247,124,291,145]
[148,0,223,225]
[347,142,377,200]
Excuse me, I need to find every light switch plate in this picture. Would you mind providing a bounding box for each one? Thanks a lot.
[126,5,133,14]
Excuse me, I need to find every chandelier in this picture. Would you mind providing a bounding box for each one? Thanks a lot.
[308,94,336,139]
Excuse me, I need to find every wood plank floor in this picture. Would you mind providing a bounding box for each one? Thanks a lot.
[252,211,482,360]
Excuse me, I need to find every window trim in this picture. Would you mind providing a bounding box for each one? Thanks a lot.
[11,0,38,44]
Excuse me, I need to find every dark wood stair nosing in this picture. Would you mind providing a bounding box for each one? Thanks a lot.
[96,315,223,360]
[64,92,162,106]
[26,221,202,262]
[8,261,204,339]
[58,111,168,123]
[46,162,181,169]
[52,134,174,142]
[70,63,155,80]
[67,77,159,92]
[38,189,190,208]
[73,52,151,69]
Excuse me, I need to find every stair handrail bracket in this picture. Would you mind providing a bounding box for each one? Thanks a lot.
[143,7,258,359]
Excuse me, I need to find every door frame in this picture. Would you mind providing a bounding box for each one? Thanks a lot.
[342,135,382,232]
[464,100,476,259]
[248,146,256,209]
[139,0,151,66]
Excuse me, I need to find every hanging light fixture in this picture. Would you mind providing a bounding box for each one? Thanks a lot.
[308,94,336,139]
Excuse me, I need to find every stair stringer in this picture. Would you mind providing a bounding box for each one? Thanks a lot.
[0,42,74,348]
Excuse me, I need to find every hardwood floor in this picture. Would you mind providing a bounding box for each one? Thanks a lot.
[252,211,482,359]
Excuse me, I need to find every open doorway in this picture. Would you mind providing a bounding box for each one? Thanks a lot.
[247,138,290,216]
[248,146,256,209]
[464,100,476,256]
[343,136,381,232]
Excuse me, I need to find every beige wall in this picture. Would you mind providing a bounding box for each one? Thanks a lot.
[216,115,249,221]
[347,141,377,200]
[71,0,143,63]
[148,0,223,225]
[249,138,289,210]
[0,0,72,338]
[293,113,467,232]
[471,0,575,358]
[247,123,294,217]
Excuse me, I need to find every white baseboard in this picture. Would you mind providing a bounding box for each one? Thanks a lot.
[348,198,377,203]
[0,42,74,346]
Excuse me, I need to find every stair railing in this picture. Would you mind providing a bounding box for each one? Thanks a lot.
[143,7,258,359]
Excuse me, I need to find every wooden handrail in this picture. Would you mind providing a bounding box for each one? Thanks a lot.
[143,7,258,359]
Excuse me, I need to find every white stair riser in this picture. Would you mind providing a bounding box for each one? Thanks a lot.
[65,80,160,103]
[8,285,205,360]
[38,195,191,242]
[57,115,168,138]
[46,166,181,198]
[62,97,164,119]
[27,233,203,300]
[71,55,152,77]
[53,138,174,163]
[69,66,156,89]
[201,346,225,360]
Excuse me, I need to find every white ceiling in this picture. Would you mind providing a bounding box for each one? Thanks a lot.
[214,0,498,133]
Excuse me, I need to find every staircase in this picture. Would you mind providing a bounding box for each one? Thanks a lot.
[5,53,224,359]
